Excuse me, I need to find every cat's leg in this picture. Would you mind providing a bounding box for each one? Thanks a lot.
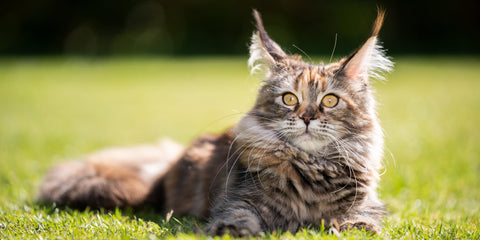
[206,201,265,237]
[337,214,382,233]
[336,202,385,233]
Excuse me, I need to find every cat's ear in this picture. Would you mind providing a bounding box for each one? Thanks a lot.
[248,10,287,76]
[339,9,393,81]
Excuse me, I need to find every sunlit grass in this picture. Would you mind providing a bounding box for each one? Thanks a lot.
[0,56,479,239]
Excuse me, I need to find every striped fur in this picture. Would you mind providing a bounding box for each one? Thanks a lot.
[38,10,392,237]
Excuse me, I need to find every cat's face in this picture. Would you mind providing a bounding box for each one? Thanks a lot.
[253,62,373,153]
[244,10,392,154]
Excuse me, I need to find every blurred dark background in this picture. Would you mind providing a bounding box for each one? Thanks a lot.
[1,0,479,56]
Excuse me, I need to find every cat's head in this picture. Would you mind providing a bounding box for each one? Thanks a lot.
[242,10,393,154]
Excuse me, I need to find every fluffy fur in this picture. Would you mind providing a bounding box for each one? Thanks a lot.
[38,9,393,236]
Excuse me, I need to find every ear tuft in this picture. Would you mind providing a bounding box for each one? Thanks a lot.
[370,7,385,37]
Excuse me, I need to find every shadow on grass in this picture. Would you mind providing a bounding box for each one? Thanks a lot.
[35,202,344,238]
[36,201,205,237]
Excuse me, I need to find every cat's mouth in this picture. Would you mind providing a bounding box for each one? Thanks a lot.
[291,132,327,154]
[302,125,315,136]
[301,132,314,139]
[302,129,311,136]
[304,126,310,134]
[289,124,314,138]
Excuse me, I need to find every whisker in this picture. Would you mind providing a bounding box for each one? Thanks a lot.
[329,33,338,63]
[292,44,313,63]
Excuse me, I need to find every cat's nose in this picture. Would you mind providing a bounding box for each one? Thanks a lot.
[300,115,316,125]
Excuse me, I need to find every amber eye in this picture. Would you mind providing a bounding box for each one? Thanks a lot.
[282,92,298,106]
[321,94,339,108]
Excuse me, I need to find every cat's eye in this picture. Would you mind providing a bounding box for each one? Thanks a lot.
[282,92,298,106]
[321,94,339,108]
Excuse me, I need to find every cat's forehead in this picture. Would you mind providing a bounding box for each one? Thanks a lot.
[274,61,344,93]
[293,65,328,92]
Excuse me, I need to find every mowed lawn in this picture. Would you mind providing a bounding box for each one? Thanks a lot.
[0,56,479,239]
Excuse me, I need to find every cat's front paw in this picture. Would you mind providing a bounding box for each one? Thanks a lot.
[339,220,381,233]
[207,217,262,237]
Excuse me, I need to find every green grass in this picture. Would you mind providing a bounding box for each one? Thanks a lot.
[0,56,479,239]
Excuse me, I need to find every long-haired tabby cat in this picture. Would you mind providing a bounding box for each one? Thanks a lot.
[39,9,393,236]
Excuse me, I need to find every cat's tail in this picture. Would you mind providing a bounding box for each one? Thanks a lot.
[38,138,184,209]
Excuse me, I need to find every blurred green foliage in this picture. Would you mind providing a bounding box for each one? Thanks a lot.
[1,0,479,55]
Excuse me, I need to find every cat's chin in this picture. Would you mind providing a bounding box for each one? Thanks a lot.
[290,134,328,154]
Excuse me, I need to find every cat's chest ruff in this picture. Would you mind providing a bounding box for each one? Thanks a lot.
[238,142,354,196]
[252,155,360,221]
[233,140,367,223]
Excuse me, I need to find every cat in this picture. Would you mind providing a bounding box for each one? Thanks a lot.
[38,9,393,236]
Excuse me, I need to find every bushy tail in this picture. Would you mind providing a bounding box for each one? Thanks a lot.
[38,139,184,209]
